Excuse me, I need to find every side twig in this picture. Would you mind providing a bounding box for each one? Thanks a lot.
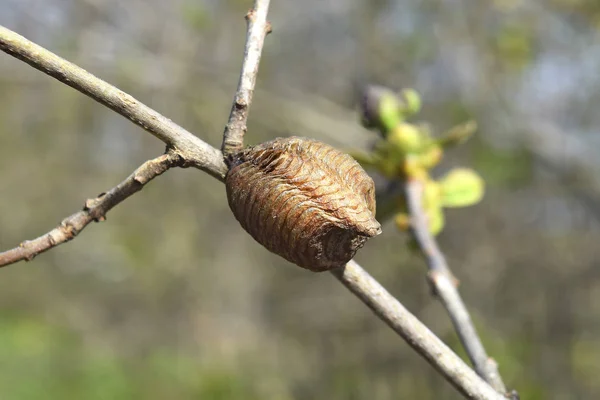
[0,152,182,267]
[332,261,506,400]
[405,179,509,395]
[221,0,272,157]
[0,25,226,181]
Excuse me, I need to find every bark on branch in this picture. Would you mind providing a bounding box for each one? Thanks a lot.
[0,152,182,267]
[0,25,227,181]
[221,0,272,157]
[405,179,510,395]
[332,261,507,400]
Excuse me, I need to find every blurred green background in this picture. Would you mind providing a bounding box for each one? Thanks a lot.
[1,0,600,399]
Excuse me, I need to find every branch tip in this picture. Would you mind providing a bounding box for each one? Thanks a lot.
[221,0,271,157]
[0,154,177,268]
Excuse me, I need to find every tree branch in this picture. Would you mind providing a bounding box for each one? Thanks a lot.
[405,179,509,395]
[0,152,182,268]
[0,25,227,181]
[221,0,272,157]
[331,261,507,400]
[0,22,510,400]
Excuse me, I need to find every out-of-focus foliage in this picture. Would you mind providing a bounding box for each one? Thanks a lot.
[0,314,266,400]
[355,86,484,235]
[1,0,600,399]
[439,168,484,208]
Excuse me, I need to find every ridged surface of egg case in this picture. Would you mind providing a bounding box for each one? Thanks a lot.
[226,137,381,271]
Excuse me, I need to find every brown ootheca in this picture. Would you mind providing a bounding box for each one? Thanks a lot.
[226,136,381,271]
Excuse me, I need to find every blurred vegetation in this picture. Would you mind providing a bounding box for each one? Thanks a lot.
[1,0,600,399]
[354,85,485,236]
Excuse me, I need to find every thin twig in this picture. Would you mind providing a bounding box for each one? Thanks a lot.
[405,179,509,394]
[331,261,506,400]
[0,152,182,267]
[0,23,509,400]
[0,25,227,181]
[221,0,272,157]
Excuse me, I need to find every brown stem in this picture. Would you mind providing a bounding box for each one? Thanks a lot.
[0,152,182,267]
[405,179,509,394]
[221,0,272,157]
[0,25,227,181]
[332,261,507,400]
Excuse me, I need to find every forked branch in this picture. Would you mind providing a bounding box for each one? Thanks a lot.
[0,9,508,399]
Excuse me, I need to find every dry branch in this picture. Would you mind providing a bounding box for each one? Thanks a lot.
[0,14,509,400]
[332,261,507,400]
[221,0,272,157]
[0,25,226,181]
[405,179,509,394]
[0,153,182,267]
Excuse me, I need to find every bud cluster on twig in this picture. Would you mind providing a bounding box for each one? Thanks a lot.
[355,85,483,236]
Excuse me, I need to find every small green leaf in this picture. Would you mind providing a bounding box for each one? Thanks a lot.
[439,168,485,208]
[388,123,424,154]
[399,88,422,116]
[378,93,403,132]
